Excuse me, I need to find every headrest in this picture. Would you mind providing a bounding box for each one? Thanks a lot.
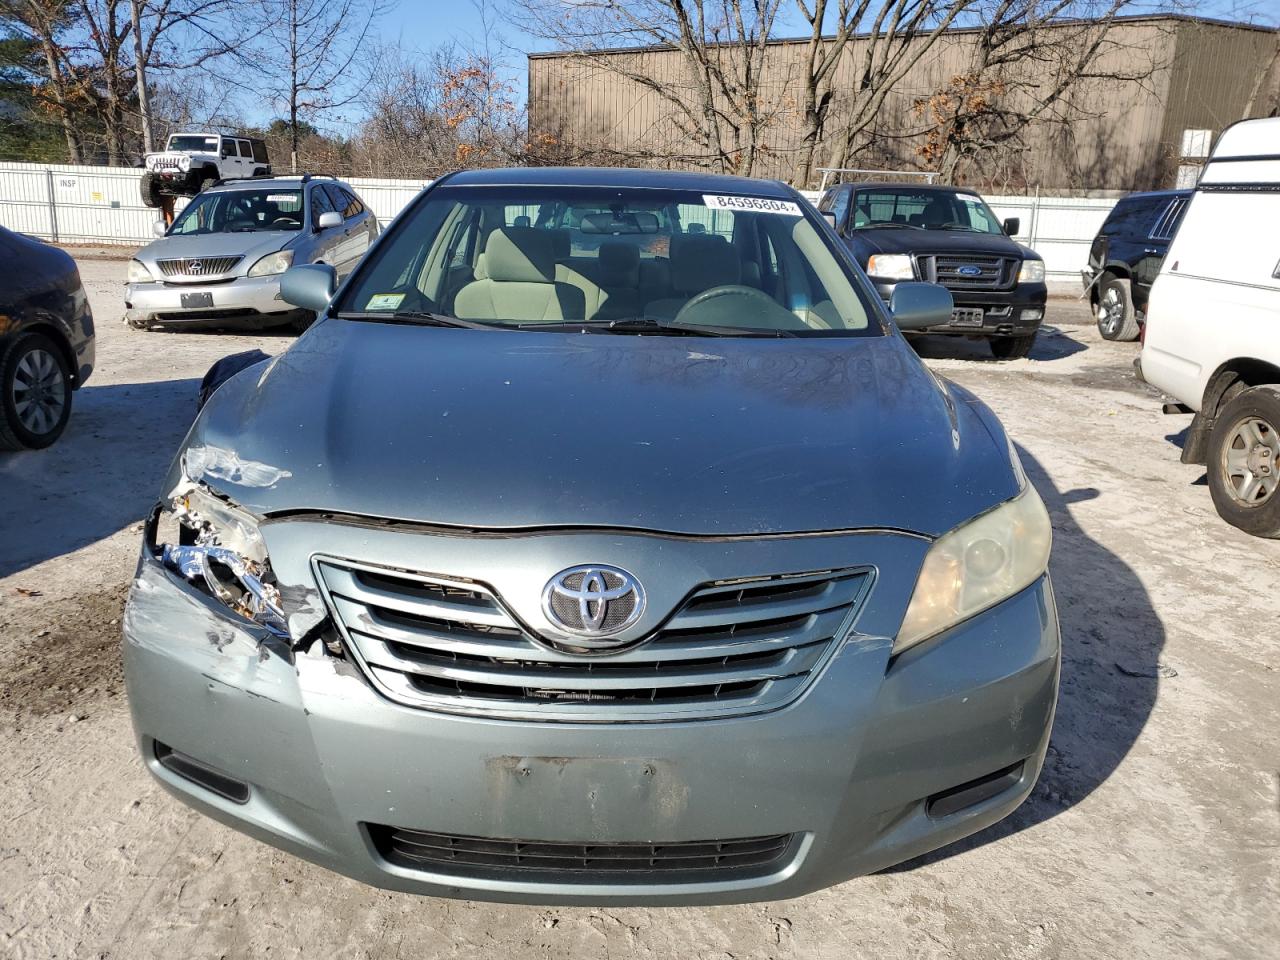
[513,215,530,227]
[686,222,706,234]
[669,234,740,293]
[598,242,640,287]
[548,228,571,260]
[484,227,556,283]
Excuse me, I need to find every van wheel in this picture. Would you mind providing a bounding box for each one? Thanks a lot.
[990,334,1036,360]
[1096,276,1139,341]
[1207,385,1280,538]
[0,332,74,450]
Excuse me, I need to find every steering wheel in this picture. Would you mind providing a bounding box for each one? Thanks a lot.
[675,284,793,328]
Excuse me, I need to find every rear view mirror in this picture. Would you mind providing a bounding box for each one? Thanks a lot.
[280,263,337,313]
[152,221,166,237]
[1003,217,1021,236]
[889,282,953,331]
[316,210,342,231]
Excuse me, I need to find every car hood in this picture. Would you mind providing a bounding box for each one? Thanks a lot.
[855,228,1034,259]
[139,231,294,265]
[177,321,1021,537]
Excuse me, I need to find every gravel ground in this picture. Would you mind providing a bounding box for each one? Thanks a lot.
[0,257,1276,960]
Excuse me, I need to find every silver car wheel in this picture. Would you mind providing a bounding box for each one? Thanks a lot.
[11,347,66,437]
[1222,415,1279,506]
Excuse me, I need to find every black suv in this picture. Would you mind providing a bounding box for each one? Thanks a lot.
[1082,189,1190,341]
[818,182,1047,359]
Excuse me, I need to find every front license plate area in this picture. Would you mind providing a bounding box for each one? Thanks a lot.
[951,307,985,327]
[180,291,214,309]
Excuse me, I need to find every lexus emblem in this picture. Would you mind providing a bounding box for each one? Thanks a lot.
[542,565,645,644]
[187,259,204,274]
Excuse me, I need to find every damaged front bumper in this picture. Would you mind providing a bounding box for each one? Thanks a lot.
[123,516,1060,906]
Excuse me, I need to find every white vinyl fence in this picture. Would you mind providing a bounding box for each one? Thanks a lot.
[0,161,1112,280]
[0,161,430,247]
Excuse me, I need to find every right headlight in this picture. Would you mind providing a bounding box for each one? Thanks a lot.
[1018,259,1046,283]
[895,484,1052,655]
[128,259,155,283]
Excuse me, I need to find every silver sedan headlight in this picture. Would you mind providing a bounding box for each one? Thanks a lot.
[157,485,287,637]
[895,484,1052,654]
[247,250,294,277]
[128,259,155,283]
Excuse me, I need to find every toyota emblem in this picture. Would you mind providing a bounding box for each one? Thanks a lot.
[542,565,645,644]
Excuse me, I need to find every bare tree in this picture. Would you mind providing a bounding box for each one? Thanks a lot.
[792,0,976,187]
[518,0,790,177]
[910,0,1163,185]
[251,0,387,172]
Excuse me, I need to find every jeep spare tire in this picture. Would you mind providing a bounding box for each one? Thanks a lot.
[140,171,163,208]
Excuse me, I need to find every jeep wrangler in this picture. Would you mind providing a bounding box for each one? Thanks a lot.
[140,133,271,207]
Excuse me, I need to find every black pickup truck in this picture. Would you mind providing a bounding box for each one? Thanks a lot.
[1081,189,1190,341]
[817,182,1047,359]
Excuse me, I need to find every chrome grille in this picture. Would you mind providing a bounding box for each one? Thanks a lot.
[315,559,871,722]
[369,825,796,880]
[924,254,1013,290]
[155,256,242,278]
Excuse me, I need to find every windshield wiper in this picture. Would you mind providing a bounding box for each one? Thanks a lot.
[335,310,502,329]
[517,317,796,337]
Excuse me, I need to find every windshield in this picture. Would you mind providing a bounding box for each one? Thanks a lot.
[337,185,878,337]
[167,134,219,153]
[168,188,304,235]
[851,189,1004,234]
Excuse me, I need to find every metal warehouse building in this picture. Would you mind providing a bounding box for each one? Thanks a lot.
[528,14,1280,191]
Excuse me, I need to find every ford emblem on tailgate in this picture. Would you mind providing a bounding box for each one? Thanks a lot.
[957,264,982,277]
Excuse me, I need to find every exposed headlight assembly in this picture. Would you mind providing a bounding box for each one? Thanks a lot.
[178,155,191,172]
[128,259,155,283]
[895,484,1052,655]
[866,254,915,281]
[157,485,287,637]
[1018,260,1046,283]
[247,249,294,277]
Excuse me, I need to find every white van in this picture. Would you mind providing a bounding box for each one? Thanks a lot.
[1141,117,1280,539]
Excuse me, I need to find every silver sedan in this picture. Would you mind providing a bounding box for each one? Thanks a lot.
[124,175,378,330]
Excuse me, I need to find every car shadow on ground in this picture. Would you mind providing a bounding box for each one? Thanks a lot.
[909,325,1088,362]
[885,446,1165,871]
[0,377,201,578]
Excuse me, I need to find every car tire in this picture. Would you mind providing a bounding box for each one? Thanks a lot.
[990,334,1036,360]
[139,171,163,208]
[1096,275,1139,341]
[1207,385,1280,538]
[0,332,74,451]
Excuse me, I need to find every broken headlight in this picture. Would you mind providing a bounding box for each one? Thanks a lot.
[157,485,287,638]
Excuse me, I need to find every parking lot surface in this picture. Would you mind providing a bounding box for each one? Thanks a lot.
[1,257,1275,959]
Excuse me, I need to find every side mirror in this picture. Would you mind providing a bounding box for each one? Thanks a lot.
[316,210,342,231]
[152,220,167,237]
[1003,217,1021,236]
[889,282,953,331]
[280,263,337,313]
[821,211,837,229]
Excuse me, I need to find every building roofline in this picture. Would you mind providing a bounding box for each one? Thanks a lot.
[527,12,1278,60]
